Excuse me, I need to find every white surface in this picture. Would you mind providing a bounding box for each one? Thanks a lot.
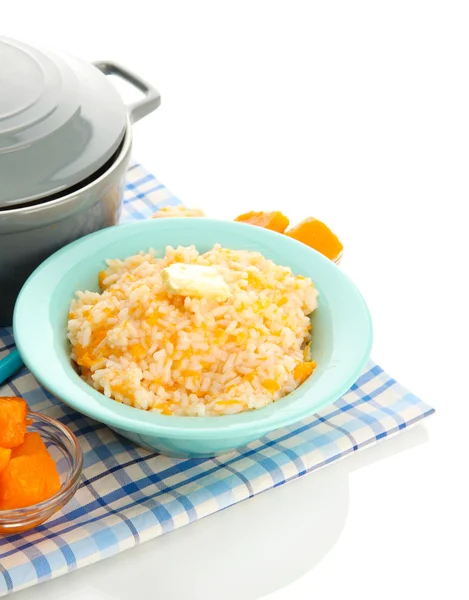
[4,1,468,598]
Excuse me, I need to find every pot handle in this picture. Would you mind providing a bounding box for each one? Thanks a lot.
[93,61,161,124]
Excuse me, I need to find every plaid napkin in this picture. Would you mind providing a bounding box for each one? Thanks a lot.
[0,164,435,597]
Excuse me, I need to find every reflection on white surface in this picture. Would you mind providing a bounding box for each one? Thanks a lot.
[10,425,429,600]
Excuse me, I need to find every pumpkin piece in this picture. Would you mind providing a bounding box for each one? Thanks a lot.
[234,211,290,233]
[98,270,107,290]
[0,397,28,449]
[145,312,160,326]
[0,448,11,475]
[74,344,95,369]
[293,361,316,384]
[90,329,108,347]
[11,432,49,459]
[216,399,242,406]
[262,379,280,393]
[129,344,147,360]
[0,454,61,511]
[285,217,343,262]
[181,370,200,377]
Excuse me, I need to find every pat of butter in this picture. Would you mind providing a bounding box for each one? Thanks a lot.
[162,263,231,301]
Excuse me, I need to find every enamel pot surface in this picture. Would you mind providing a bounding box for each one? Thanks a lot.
[0,36,160,325]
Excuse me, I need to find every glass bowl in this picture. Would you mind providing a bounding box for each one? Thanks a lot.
[0,411,83,535]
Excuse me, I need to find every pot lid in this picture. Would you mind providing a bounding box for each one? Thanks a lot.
[0,36,127,208]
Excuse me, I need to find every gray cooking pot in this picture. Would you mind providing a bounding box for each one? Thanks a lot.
[0,37,160,325]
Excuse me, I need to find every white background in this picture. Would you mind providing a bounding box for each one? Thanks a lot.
[3,1,469,598]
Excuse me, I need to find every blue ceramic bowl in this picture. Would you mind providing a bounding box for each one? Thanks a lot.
[14,218,372,457]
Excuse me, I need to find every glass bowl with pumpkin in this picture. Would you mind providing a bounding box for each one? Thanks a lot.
[0,397,83,535]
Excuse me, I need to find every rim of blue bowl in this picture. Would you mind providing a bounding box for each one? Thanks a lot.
[13,218,373,439]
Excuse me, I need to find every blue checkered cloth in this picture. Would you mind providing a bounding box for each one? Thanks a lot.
[0,164,435,597]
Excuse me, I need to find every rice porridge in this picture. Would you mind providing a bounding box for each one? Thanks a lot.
[67,244,318,416]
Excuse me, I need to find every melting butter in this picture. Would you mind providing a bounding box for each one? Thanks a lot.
[162,263,231,301]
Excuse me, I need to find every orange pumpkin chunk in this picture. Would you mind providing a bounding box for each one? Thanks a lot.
[234,211,290,233]
[11,432,49,459]
[0,454,61,510]
[0,397,28,449]
[181,370,200,377]
[98,270,107,290]
[0,448,11,475]
[91,329,107,346]
[145,312,160,326]
[129,344,147,360]
[285,218,343,262]
[262,379,280,392]
[293,361,316,384]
